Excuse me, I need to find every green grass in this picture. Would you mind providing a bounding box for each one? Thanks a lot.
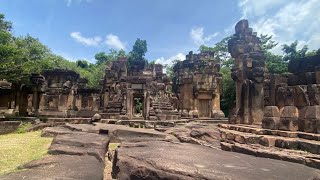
[0,131,52,175]
[15,122,33,134]
[109,143,120,151]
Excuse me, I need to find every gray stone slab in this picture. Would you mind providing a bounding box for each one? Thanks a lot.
[113,141,320,180]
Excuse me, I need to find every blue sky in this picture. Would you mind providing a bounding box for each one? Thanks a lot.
[1,0,319,65]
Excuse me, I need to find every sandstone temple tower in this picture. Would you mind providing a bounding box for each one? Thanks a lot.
[172,51,224,119]
[228,19,266,124]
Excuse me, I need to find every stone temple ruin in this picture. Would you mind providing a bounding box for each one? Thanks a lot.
[100,57,179,120]
[172,51,224,119]
[219,19,320,170]
[227,19,320,134]
[0,53,227,122]
[1,19,320,180]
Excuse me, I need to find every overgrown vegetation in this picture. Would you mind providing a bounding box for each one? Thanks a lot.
[0,131,52,175]
[15,122,33,134]
[0,13,127,88]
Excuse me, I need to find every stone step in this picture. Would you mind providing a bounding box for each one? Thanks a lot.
[220,141,320,169]
[218,123,320,141]
[219,128,320,155]
[100,113,120,119]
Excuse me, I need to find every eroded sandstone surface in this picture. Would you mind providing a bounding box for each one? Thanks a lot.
[1,123,319,180]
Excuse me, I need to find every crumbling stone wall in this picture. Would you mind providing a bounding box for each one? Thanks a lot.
[38,69,100,117]
[228,19,266,125]
[263,54,320,133]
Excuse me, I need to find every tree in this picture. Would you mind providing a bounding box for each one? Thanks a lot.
[260,34,278,52]
[95,49,127,65]
[198,36,233,67]
[0,14,12,32]
[94,52,108,65]
[76,60,89,69]
[130,38,147,60]
[164,59,180,79]
[220,67,236,116]
[265,52,287,74]
[282,40,308,62]
[127,38,148,70]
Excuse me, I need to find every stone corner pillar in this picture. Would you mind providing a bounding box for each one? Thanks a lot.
[30,73,45,116]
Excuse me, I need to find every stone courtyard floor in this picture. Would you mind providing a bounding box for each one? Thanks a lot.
[0,122,319,180]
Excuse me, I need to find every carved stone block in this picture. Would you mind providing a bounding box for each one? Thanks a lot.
[280,106,299,118]
[264,106,280,117]
[262,117,280,130]
[278,117,299,131]
[300,106,320,119]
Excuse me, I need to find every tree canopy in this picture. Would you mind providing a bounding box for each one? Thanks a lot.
[0,13,108,87]
[127,38,148,70]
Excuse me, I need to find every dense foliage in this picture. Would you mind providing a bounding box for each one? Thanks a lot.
[127,38,148,70]
[0,13,125,88]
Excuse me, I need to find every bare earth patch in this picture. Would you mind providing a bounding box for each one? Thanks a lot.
[0,131,52,175]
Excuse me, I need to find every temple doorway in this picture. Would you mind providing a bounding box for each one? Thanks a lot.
[198,99,210,118]
[133,97,143,118]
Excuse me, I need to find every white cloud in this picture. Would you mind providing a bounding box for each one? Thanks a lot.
[105,34,126,50]
[190,27,219,46]
[239,0,287,18]
[155,53,185,73]
[307,33,320,51]
[66,0,93,6]
[238,0,320,54]
[70,32,102,46]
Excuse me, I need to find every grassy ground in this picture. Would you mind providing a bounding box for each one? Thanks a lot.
[0,131,52,175]
[104,143,120,180]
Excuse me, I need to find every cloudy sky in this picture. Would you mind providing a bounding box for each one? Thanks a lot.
[1,0,319,66]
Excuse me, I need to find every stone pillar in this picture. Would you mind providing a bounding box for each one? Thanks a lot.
[126,89,133,119]
[228,19,266,124]
[144,91,150,120]
[30,74,45,115]
[103,91,109,108]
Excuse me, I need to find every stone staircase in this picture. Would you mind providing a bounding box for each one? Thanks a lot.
[218,123,320,169]
[100,102,122,119]
[149,97,180,120]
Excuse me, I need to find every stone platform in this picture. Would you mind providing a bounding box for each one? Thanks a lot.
[1,123,319,180]
[219,123,320,169]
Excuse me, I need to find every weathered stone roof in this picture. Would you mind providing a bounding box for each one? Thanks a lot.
[42,69,80,79]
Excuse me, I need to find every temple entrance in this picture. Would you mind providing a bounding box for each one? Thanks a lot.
[133,97,143,118]
[198,99,210,118]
